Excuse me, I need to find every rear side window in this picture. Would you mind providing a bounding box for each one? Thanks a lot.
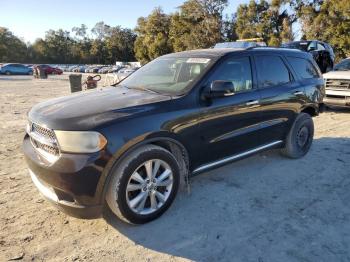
[287,57,320,79]
[255,56,291,88]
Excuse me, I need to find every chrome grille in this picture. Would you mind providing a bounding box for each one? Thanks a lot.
[31,138,60,155]
[32,122,56,141]
[27,121,60,158]
[325,79,350,90]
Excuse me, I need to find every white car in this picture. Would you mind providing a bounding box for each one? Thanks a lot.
[323,58,350,107]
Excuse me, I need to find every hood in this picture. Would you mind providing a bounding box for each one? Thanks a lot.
[323,70,350,80]
[29,86,171,130]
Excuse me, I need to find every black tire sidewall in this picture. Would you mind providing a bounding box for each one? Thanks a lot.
[110,147,180,224]
[290,114,314,158]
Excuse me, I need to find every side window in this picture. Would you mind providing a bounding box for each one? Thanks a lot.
[287,57,320,79]
[207,57,253,93]
[255,56,291,88]
[307,41,317,51]
[317,43,325,51]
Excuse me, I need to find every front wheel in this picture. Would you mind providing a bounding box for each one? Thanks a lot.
[106,145,180,224]
[281,113,314,159]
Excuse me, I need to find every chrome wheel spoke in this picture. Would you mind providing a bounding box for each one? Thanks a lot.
[157,169,171,184]
[150,192,157,209]
[127,183,143,191]
[136,193,148,211]
[157,178,172,187]
[131,172,145,184]
[129,191,147,209]
[152,160,161,179]
[145,161,153,180]
[155,191,166,203]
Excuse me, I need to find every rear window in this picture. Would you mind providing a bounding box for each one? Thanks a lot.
[287,57,320,79]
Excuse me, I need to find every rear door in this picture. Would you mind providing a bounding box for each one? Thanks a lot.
[253,54,304,145]
[196,55,262,166]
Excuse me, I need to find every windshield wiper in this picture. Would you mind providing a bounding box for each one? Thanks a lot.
[127,86,164,95]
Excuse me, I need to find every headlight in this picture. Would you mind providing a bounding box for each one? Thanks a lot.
[54,131,107,153]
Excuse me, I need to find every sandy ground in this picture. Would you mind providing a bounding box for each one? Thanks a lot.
[0,74,350,262]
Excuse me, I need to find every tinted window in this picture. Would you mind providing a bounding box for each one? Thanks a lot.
[256,56,291,88]
[307,41,317,51]
[207,57,253,93]
[317,43,325,51]
[288,57,320,79]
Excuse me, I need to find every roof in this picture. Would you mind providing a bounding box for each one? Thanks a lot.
[162,47,306,59]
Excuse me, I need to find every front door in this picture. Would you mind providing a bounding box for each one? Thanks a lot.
[196,55,262,166]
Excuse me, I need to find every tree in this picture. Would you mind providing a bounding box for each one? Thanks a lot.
[0,27,27,62]
[169,0,228,52]
[134,7,173,64]
[105,26,136,63]
[235,0,295,46]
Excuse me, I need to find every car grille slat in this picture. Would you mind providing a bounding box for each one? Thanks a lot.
[28,121,60,158]
[325,79,350,90]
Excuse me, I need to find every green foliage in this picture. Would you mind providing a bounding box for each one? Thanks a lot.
[0,27,27,63]
[169,0,228,52]
[235,0,295,46]
[134,8,173,64]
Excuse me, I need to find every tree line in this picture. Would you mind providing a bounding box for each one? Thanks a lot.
[0,0,349,65]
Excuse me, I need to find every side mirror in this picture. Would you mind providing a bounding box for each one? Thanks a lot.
[207,80,235,98]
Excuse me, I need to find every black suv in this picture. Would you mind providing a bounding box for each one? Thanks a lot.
[23,47,325,224]
[281,40,335,73]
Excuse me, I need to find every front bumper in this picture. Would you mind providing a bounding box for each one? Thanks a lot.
[29,170,102,218]
[23,136,107,219]
[324,89,350,107]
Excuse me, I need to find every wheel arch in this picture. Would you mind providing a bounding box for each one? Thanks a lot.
[300,105,318,117]
[98,133,190,204]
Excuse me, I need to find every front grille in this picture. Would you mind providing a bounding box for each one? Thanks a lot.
[325,79,350,90]
[31,138,60,155]
[28,121,60,158]
[32,122,56,141]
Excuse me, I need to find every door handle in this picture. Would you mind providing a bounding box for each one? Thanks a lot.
[294,91,304,95]
[246,100,259,106]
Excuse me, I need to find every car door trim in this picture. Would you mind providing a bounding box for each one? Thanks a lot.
[192,140,283,175]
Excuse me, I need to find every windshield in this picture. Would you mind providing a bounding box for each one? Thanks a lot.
[119,57,212,95]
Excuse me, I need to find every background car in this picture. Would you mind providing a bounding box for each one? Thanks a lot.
[281,40,335,73]
[323,58,350,107]
[37,64,63,75]
[333,58,350,71]
[0,63,33,75]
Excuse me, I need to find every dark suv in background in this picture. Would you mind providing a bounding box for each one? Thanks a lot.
[282,40,335,73]
[23,47,325,224]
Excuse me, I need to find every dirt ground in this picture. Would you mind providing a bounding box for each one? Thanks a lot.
[0,74,350,262]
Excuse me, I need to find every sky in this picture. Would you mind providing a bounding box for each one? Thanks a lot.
[1,0,251,43]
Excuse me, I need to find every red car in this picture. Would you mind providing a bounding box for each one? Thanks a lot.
[37,64,63,75]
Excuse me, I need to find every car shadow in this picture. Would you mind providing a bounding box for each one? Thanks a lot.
[104,137,350,261]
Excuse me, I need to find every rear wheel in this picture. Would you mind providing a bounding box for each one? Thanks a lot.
[5,71,10,75]
[106,145,180,224]
[281,113,314,159]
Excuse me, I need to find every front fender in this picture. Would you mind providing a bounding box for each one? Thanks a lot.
[94,131,189,204]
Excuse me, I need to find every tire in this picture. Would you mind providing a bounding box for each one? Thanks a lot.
[28,71,33,75]
[5,71,11,75]
[106,145,180,224]
[281,113,314,159]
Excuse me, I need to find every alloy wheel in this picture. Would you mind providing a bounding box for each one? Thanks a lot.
[126,159,173,215]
